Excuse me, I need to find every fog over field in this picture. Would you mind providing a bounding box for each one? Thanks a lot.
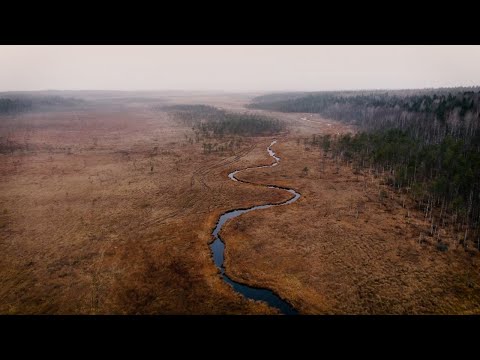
[1,45,480,91]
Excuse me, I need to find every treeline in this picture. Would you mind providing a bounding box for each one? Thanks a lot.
[251,92,310,104]
[252,89,480,249]
[251,87,480,104]
[335,130,478,244]
[163,104,285,137]
[0,96,84,115]
[249,90,480,144]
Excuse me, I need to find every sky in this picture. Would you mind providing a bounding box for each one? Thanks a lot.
[1,45,480,92]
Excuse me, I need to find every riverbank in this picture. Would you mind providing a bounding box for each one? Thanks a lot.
[220,138,480,314]
[210,141,299,314]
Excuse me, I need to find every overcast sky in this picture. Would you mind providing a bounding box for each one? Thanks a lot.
[1,45,479,92]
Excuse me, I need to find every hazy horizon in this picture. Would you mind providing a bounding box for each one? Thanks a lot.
[1,45,480,92]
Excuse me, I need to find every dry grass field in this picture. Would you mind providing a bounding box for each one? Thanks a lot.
[222,138,480,314]
[1,94,479,314]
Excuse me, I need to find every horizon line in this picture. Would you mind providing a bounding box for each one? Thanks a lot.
[1,85,480,94]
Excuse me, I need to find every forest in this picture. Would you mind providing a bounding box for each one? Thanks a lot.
[0,95,83,114]
[250,89,480,249]
[163,104,285,137]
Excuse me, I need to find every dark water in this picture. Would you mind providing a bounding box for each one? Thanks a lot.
[210,140,300,315]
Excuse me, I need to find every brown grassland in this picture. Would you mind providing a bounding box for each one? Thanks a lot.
[1,94,479,314]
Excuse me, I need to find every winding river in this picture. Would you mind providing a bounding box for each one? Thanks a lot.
[210,140,301,315]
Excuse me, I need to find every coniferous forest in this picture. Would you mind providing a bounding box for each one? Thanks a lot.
[164,104,285,137]
[0,95,83,114]
[250,89,480,249]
